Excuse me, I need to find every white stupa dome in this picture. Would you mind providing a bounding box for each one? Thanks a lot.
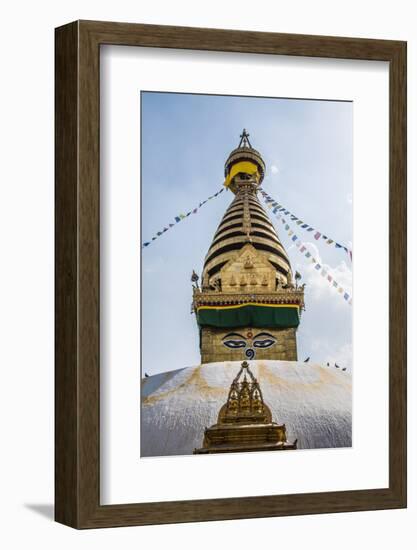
[141,360,351,457]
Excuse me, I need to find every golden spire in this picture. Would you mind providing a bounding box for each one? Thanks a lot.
[193,361,297,454]
[223,129,266,193]
[221,361,269,423]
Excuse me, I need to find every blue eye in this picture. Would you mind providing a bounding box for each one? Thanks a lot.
[223,340,246,349]
[253,339,276,348]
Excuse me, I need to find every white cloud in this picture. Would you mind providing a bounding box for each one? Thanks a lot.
[270,164,279,175]
[294,241,352,306]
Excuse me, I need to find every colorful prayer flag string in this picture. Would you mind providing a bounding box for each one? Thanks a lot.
[142,188,224,249]
[267,203,352,306]
[258,188,352,261]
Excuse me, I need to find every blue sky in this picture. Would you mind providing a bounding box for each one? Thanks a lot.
[141,91,352,375]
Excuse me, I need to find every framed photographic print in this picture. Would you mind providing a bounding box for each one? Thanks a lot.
[55,20,406,528]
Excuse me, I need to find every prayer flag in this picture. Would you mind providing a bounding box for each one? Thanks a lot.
[259,192,353,264]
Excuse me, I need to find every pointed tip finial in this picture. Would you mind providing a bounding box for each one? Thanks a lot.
[238,129,252,149]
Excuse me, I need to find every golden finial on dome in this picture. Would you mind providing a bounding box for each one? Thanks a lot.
[223,129,266,193]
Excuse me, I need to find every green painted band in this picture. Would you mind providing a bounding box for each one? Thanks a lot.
[196,304,300,329]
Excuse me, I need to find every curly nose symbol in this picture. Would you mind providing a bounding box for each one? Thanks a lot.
[245,348,255,360]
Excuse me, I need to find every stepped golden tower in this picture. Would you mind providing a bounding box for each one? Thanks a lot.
[192,130,305,364]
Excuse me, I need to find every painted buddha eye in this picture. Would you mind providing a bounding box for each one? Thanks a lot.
[222,333,247,349]
[252,332,276,349]
[253,339,275,348]
[223,340,247,349]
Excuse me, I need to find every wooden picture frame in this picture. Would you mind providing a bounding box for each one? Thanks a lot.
[55,20,407,528]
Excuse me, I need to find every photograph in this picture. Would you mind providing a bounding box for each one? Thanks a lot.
[140,91,353,457]
[0,0,409,541]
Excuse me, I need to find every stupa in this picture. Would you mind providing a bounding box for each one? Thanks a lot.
[192,130,305,364]
[141,131,351,458]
